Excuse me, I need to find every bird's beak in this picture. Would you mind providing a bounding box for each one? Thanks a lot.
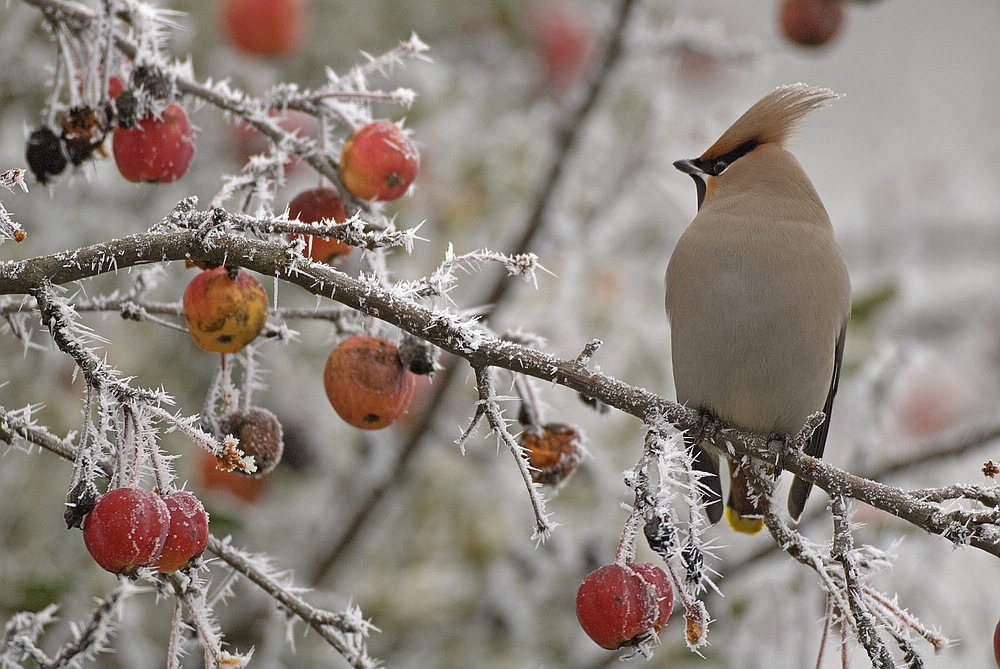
[674,158,710,210]
[673,158,702,176]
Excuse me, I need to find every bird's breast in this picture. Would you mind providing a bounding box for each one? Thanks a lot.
[665,214,849,435]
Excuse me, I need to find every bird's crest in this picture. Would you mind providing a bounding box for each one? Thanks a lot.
[700,83,841,160]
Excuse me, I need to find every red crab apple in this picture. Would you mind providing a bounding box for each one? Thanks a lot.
[83,487,170,575]
[154,491,210,573]
[323,335,416,430]
[231,108,316,170]
[576,562,674,650]
[994,617,1000,667]
[780,0,845,47]
[339,121,419,201]
[287,187,353,263]
[220,0,306,57]
[531,0,594,89]
[112,101,195,183]
[183,266,269,354]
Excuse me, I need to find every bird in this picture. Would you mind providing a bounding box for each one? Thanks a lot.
[665,83,851,534]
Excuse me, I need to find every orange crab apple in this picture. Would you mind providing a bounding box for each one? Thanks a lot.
[287,187,353,263]
[183,266,268,354]
[339,121,419,201]
[323,335,416,430]
[196,449,267,503]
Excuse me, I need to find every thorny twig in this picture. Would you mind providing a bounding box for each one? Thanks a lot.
[465,365,557,543]
[207,536,381,669]
[31,281,168,405]
[629,421,715,650]
[0,168,28,244]
[760,492,949,667]
[830,495,895,668]
[19,0,427,215]
[0,402,382,669]
[167,573,252,669]
[3,217,1000,558]
[0,584,132,669]
[1,607,58,668]
[42,585,130,669]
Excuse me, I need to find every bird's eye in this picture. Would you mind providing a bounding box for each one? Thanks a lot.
[712,159,729,175]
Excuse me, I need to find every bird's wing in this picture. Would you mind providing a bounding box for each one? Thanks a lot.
[787,322,848,521]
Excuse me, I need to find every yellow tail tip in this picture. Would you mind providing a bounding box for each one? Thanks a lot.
[725,506,764,534]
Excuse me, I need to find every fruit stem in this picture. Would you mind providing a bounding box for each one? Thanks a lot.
[614,505,642,565]
[512,374,542,427]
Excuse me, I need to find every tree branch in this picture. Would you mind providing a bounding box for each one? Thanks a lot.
[3,212,1000,559]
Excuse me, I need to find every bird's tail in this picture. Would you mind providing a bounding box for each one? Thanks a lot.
[726,463,765,534]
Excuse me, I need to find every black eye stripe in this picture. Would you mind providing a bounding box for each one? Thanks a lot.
[697,139,759,176]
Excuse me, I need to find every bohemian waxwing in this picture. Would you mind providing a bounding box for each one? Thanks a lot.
[665,83,851,533]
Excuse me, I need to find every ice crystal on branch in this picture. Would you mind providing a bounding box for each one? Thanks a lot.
[616,418,726,653]
[407,245,551,302]
[0,169,27,193]
[0,604,60,668]
[0,168,28,244]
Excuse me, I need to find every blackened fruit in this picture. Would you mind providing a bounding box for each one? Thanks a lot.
[219,407,284,477]
[26,126,68,184]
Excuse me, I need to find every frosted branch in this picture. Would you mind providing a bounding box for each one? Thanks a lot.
[472,366,557,543]
[32,281,170,406]
[42,584,131,669]
[0,168,28,244]
[2,220,999,559]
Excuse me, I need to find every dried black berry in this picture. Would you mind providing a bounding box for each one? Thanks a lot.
[26,126,68,184]
[64,478,100,529]
[115,89,140,129]
[681,541,704,588]
[61,106,111,165]
[132,65,172,100]
[644,513,677,560]
[397,333,437,376]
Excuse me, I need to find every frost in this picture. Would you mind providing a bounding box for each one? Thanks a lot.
[0,168,27,244]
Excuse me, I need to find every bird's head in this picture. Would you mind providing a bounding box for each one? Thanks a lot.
[675,83,840,209]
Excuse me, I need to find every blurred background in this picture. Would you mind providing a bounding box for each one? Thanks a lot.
[1,0,1000,667]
